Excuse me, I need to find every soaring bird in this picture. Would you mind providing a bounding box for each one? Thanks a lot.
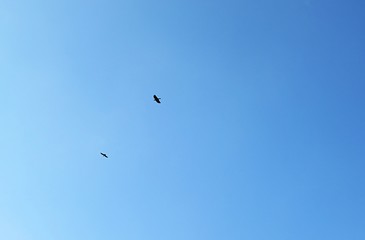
[153,95,161,104]
[100,152,108,158]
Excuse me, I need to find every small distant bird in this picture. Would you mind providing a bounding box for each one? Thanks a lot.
[100,152,108,158]
[153,95,161,104]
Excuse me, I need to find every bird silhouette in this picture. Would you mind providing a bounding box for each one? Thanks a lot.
[153,95,161,104]
[100,152,108,158]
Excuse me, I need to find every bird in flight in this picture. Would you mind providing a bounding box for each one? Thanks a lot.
[100,152,108,158]
[153,95,161,104]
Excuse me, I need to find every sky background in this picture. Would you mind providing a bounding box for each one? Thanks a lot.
[1,0,365,239]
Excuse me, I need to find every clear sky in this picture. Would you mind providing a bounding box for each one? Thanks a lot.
[1,0,364,239]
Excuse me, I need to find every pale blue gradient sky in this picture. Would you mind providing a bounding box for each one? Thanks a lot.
[1,1,364,239]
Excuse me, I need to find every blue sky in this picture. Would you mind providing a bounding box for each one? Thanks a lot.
[1,0,364,239]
